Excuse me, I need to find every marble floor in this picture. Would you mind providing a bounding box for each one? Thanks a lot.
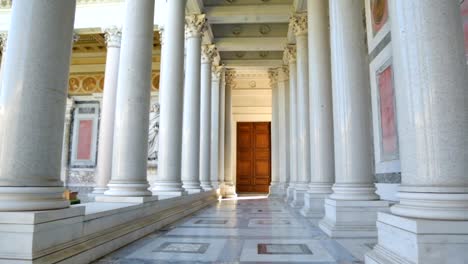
[93,195,375,264]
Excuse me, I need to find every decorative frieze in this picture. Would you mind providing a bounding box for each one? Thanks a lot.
[290,13,308,36]
[68,72,160,95]
[185,14,207,39]
[104,26,122,48]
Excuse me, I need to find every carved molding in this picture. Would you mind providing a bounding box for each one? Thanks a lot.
[290,13,308,36]
[185,14,207,39]
[201,44,216,64]
[104,26,122,48]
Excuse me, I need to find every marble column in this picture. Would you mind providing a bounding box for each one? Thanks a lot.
[301,0,335,218]
[290,14,310,208]
[277,66,290,197]
[210,65,223,190]
[181,14,206,194]
[218,71,226,193]
[366,1,468,263]
[152,0,188,198]
[318,0,388,237]
[223,70,237,197]
[284,45,297,204]
[92,27,122,195]
[102,0,154,200]
[269,69,281,196]
[0,0,76,211]
[200,44,216,191]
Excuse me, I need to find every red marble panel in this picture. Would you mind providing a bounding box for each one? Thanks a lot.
[371,0,388,36]
[77,119,93,160]
[378,65,398,160]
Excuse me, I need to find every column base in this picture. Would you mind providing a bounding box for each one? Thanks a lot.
[104,182,152,197]
[318,198,389,238]
[222,183,237,198]
[182,182,203,194]
[95,195,159,203]
[285,185,295,203]
[185,188,204,194]
[269,182,284,198]
[300,192,329,218]
[152,182,187,199]
[91,187,107,195]
[200,181,213,191]
[152,191,187,200]
[0,187,69,211]
[365,212,468,264]
[290,186,307,208]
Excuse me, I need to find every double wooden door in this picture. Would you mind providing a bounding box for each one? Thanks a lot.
[236,122,271,193]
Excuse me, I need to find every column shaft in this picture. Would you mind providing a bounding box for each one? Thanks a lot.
[93,27,121,194]
[218,72,226,189]
[153,0,187,196]
[0,0,76,211]
[301,0,334,217]
[285,46,297,203]
[210,67,222,189]
[104,0,154,197]
[269,69,280,195]
[181,14,205,194]
[200,45,216,190]
[223,70,236,197]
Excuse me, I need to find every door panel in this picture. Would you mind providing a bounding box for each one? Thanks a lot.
[236,122,271,193]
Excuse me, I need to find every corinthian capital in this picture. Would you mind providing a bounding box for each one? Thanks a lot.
[0,33,7,53]
[268,68,279,86]
[212,65,224,80]
[283,45,297,64]
[201,44,216,64]
[104,26,122,48]
[185,14,207,39]
[290,13,308,36]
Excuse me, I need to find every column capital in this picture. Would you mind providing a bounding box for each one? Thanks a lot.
[225,69,236,89]
[290,13,308,36]
[201,44,216,64]
[212,64,224,80]
[268,68,279,87]
[104,26,122,48]
[185,14,207,39]
[283,45,297,64]
[278,65,289,82]
[0,32,7,53]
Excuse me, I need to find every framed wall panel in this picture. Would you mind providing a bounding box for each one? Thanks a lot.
[70,102,100,167]
[365,0,391,53]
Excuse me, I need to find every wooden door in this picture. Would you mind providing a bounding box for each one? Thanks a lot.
[236,122,271,193]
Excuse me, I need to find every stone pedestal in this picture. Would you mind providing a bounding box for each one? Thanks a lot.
[300,183,332,218]
[290,186,307,208]
[319,199,389,238]
[366,213,468,264]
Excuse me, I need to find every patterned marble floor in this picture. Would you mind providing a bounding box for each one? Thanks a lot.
[93,196,375,264]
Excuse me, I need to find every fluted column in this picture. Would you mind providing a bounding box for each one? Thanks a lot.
[284,45,297,204]
[200,44,216,191]
[181,14,206,194]
[102,0,154,199]
[301,0,334,218]
[290,14,310,208]
[223,70,237,197]
[210,65,223,190]
[92,27,122,194]
[152,0,188,198]
[0,0,76,211]
[319,0,388,238]
[367,1,468,263]
[269,69,281,195]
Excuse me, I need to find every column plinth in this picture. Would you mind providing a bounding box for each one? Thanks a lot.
[103,0,154,199]
[367,1,468,263]
[0,1,76,211]
[318,0,388,237]
[181,14,206,194]
[152,0,188,199]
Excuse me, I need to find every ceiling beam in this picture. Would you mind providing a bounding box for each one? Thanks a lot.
[205,5,290,24]
[215,37,287,51]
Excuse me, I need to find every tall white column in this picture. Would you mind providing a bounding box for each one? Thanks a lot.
[269,69,281,195]
[103,0,154,199]
[301,0,335,218]
[152,0,188,198]
[218,71,226,192]
[0,0,76,211]
[319,0,388,238]
[92,27,121,194]
[284,45,297,204]
[223,70,237,197]
[367,1,468,263]
[181,14,205,194]
[210,65,223,190]
[290,14,310,208]
[278,66,290,197]
[200,44,216,191]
